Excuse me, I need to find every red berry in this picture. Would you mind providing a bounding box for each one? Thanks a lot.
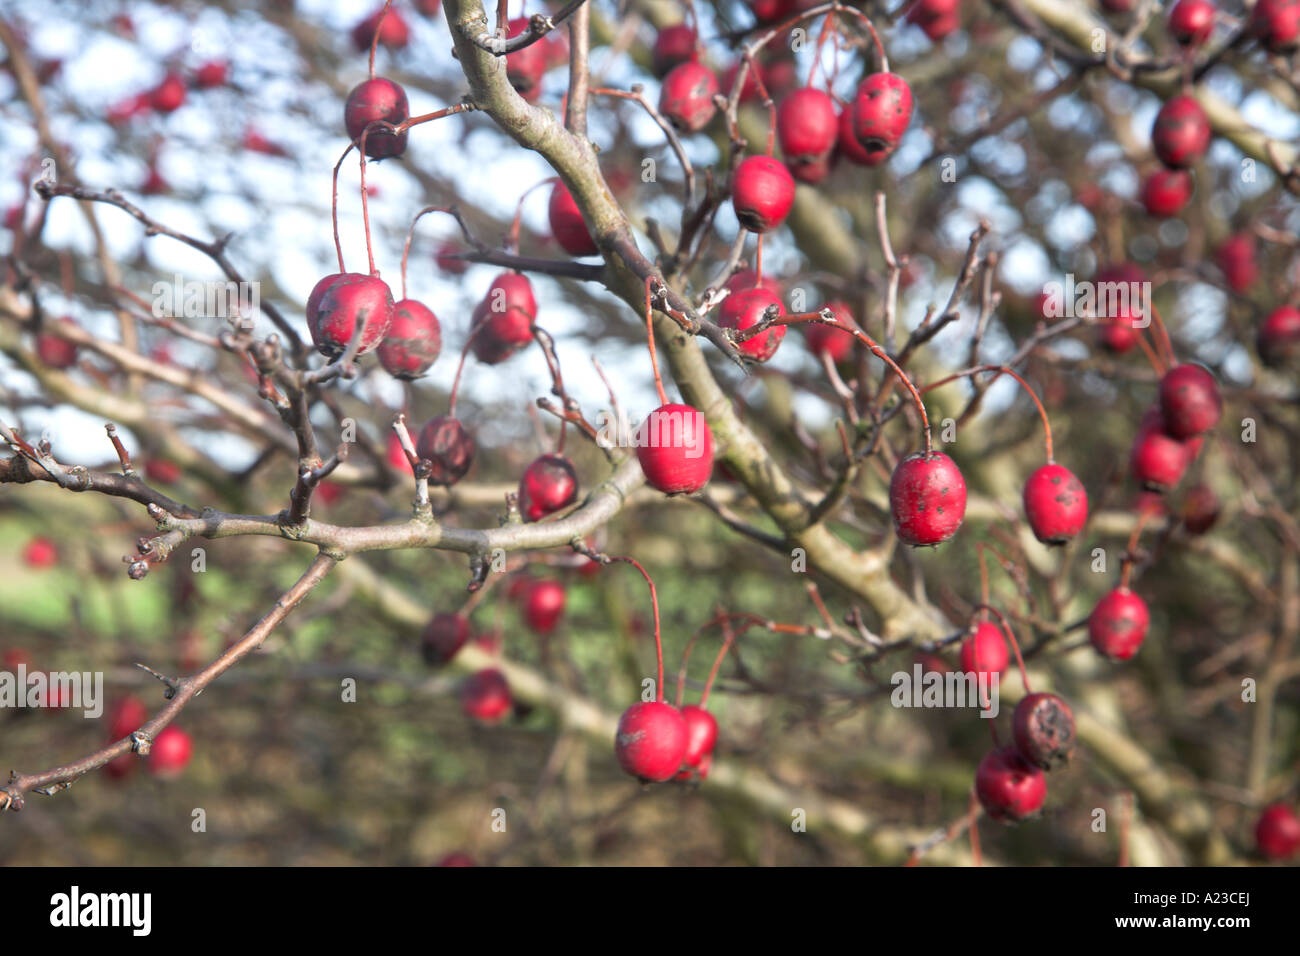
[344,77,409,159]
[352,7,410,51]
[1251,0,1300,53]
[470,272,537,364]
[1012,693,1076,771]
[719,287,787,362]
[242,128,289,157]
[659,62,718,133]
[676,704,718,778]
[435,241,470,275]
[1151,94,1211,169]
[141,166,168,195]
[907,0,962,41]
[150,73,187,113]
[959,621,1009,680]
[416,415,476,486]
[194,60,228,88]
[434,851,476,867]
[148,726,193,777]
[851,72,914,159]
[547,181,598,257]
[107,93,152,124]
[461,669,512,724]
[732,155,795,233]
[506,18,548,102]
[1088,587,1149,660]
[1023,462,1088,544]
[1158,364,1222,439]
[518,454,579,521]
[836,103,885,166]
[22,537,58,569]
[1215,232,1257,292]
[1141,168,1193,217]
[889,451,967,546]
[724,269,784,299]
[777,87,838,176]
[806,301,857,361]
[144,459,181,485]
[306,273,394,358]
[748,0,795,21]
[35,318,78,369]
[1257,305,1300,367]
[614,700,689,782]
[108,696,150,741]
[636,403,714,494]
[421,612,471,666]
[1130,410,1190,492]
[975,746,1047,822]
[1255,803,1300,860]
[652,24,698,78]
[1181,483,1220,534]
[1168,0,1216,45]
[378,299,442,379]
[1092,263,1147,353]
[523,579,566,635]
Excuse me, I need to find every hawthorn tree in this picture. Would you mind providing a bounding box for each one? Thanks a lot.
[0,0,1298,866]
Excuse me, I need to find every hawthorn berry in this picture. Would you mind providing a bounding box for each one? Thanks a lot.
[959,621,1009,680]
[1093,263,1147,353]
[1257,305,1300,367]
[35,318,78,369]
[352,6,410,51]
[148,726,193,777]
[1251,0,1300,53]
[724,268,784,299]
[1088,586,1150,660]
[1168,0,1216,45]
[851,72,914,160]
[974,746,1047,822]
[144,459,181,485]
[421,612,471,666]
[416,415,476,486]
[1181,484,1220,534]
[547,181,599,257]
[518,454,579,521]
[193,60,228,89]
[1141,168,1193,217]
[150,73,187,113]
[470,272,537,364]
[377,299,441,379]
[434,852,476,867]
[1022,462,1089,544]
[22,537,58,569]
[652,24,699,78]
[506,18,548,102]
[676,704,718,780]
[461,668,512,724]
[1131,407,1190,492]
[523,579,566,635]
[636,403,714,494]
[718,287,787,362]
[889,451,968,547]
[1151,95,1211,169]
[1255,803,1300,860]
[747,0,795,22]
[614,700,689,782]
[1158,364,1222,439]
[344,77,409,159]
[435,241,471,275]
[732,155,796,233]
[777,87,838,181]
[659,62,718,133]
[836,103,884,166]
[1215,232,1257,292]
[108,696,149,740]
[306,272,394,358]
[1011,693,1076,771]
[907,0,962,41]
[805,301,857,362]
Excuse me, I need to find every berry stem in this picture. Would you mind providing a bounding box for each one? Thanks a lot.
[448,320,493,417]
[1147,302,1177,368]
[974,603,1032,695]
[357,128,378,276]
[611,556,666,702]
[699,617,738,708]
[507,178,557,255]
[330,145,352,274]
[1119,507,1155,590]
[921,364,1054,462]
[643,275,670,407]
[368,0,394,80]
[400,205,457,301]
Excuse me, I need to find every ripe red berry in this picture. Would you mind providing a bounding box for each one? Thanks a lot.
[1141,168,1193,217]
[547,181,598,257]
[242,128,289,157]
[461,668,512,724]
[150,73,186,113]
[732,155,796,233]
[435,241,470,275]
[974,746,1047,822]
[636,403,714,494]
[35,318,78,369]
[519,454,579,521]
[1215,232,1257,292]
[1088,587,1150,660]
[748,0,795,22]
[1092,263,1146,353]
[659,62,718,133]
[907,0,962,41]
[148,726,193,777]
[470,272,537,364]
[144,459,181,485]
[1151,94,1211,169]
[836,103,884,166]
[719,287,787,362]
[777,87,838,179]
[959,621,1009,680]
[1181,483,1220,534]
[1251,0,1300,53]
[344,77,409,159]
[22,537,58,569]
[889,451,967,547]
[523,579,566,635]
[1255,803,1300,860]
[108,696,150,741]
[1168,0,1216,45]
[194,60,228,89]
[1257,305,1300,367]
[352,7,410,51]
[377,299,442,379]
[806,301,857,362]
[1011,693,1076,771]
[851,72,914,159]
[506,18,548,102]
[676,704,718,779]
[1158,364,1222,439]
[652,24,698,78]
[1131,407,1190,492]
[1023,462,1088,544]
[614,700,690,782]
[306,273,394,358]
[416,416,476,486]
[421,612,471,666]
[724,268,784,299]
